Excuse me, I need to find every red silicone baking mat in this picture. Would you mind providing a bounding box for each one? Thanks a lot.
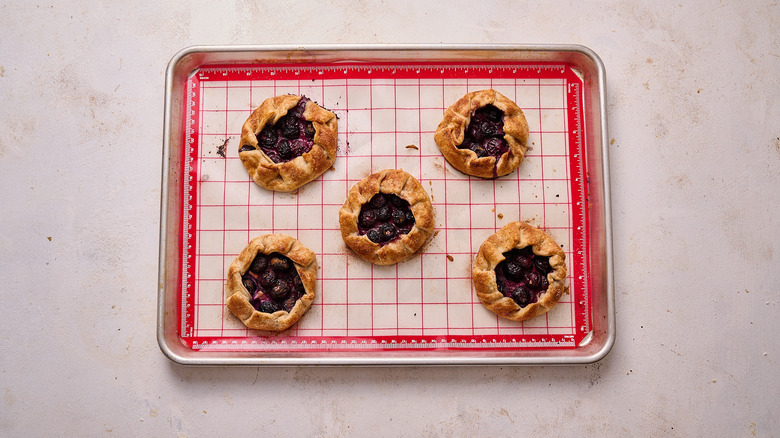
[177,61,591,352]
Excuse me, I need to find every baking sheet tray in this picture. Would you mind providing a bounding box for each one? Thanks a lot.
[158,45,614,365]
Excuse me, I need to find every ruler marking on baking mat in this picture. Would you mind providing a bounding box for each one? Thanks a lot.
[178,61,592,352]
[180,77,199,338]
[567,80,592,336]
[191,336,576,351]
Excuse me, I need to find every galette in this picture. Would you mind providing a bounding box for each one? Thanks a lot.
[225,234,317,331]
[339,169,434,265]
[434,89,529,179]
[472,221,567,322]
[238,94,337,192]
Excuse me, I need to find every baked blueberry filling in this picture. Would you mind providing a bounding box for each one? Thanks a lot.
[458,104,508,159]
[242,252,306,313]
[494,247,553,307]
[357,193,415,245]
[243,96,316,162]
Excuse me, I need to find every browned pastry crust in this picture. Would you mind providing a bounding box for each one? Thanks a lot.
[473,221,567,322]
[434,89,529,179]
[339,169,435,265]
[238,94,338,192]
[225,234,317,331]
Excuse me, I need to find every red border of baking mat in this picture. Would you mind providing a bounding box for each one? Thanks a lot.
[178,61,591,352]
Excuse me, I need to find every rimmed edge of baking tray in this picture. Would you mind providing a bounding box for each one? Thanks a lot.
[158,44,614,366]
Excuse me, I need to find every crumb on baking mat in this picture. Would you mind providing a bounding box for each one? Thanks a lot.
[217,138,229,158]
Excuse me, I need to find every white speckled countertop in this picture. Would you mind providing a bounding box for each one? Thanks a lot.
[1,1,778,436]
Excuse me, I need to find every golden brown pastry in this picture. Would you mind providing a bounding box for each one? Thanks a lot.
[238,94,338,192]
[473,221,567,322]
[225,234,317,331]
[434,89,529,179]
[339,169,434,265]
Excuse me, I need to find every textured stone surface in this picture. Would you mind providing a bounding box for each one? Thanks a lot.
[0,1,778,436]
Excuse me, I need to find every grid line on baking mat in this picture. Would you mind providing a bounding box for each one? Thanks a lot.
[179,62,591,352]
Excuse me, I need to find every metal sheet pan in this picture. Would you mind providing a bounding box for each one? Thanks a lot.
[158,44,614,365]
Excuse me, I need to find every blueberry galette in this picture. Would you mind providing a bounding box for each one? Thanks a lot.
[339,169,434,265]
[226,234,317,331]
[434,89,529,179]
[238,94,337,192]
[472,221,567,322]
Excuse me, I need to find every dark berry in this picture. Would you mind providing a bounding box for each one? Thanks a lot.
[304,122,315,137]
[265,151,281,162]
[283,296,297,312]
[519,246,534,256]
[281,116,299,139]
[471,109,487,122]
[524,271,542,289]
[458,139,475,151]
[481,105,503,122]
[258,300,278,314]
[359,210,377,228]
[483,137,506,156]
[290,98,307,117]
[243,277,256,293]
[467,122,484,141]
[269,256,291,271]
[260,269,276,287]
[462,105,507,162]
[277,139,292,159]
[239,145,255,152]
[292,275,304,293]
[504,261,523,279]
[367,228,382,243]
[379,223,396,241]
[512,285,532,307]
[389,195,405,207]
[290,139,311,157]
[357,192,414,245]
[377,205,391,222]
[259,128,277,146]
[391,209,407,226]
[516,255,533,270]
[540,275,549,291]
[534,256,551,273]
[481,122,504,138]
[369,194,387,208]
[250,254,268,273]
[268,281,290,300]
